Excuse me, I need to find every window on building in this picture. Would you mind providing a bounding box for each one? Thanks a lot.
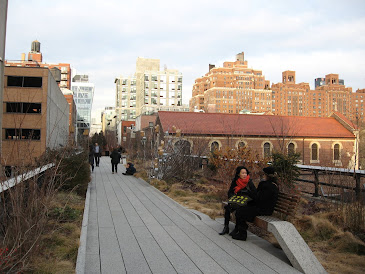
[288,143,295,155]
[334,144,340,161]
[238,141,246,149]
[6,102,22,113]
[174,140,191,155]
[311,143,318,160]
[21,129,41,140]
[7,76,42,87]
[23,103,42,113]
[211,141,219,152]
[264,142,271,157]
[4,128,40,140]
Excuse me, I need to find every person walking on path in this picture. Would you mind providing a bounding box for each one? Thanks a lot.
[122,162,136,175]
[94,143,100,166]
[89,144,95,172]
[219,166,256,235]
[233,166,279,241]
[110,147,121,174]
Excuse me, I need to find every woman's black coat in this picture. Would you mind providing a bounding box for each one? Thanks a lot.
[235,178,279,223]
[110,150,121,164]
[227,177,257,200]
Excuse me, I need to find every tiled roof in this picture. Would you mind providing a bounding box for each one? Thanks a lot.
[158,111,355,138]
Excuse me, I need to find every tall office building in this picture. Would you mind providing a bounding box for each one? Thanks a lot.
[115,57,184,122]
[71,74,94,136]
[189,52,272,113]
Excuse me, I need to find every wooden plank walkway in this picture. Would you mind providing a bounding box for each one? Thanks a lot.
[76,157,300,273]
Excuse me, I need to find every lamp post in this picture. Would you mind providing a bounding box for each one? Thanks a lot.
[141,136,147,162]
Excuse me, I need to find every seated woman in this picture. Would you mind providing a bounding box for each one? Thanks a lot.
[232,166,279,241]
[122,162,136,175]
[219,166,257,235]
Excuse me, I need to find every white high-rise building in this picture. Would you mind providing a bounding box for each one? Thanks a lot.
[115,57,185,122]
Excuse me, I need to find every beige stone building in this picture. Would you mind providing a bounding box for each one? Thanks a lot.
[2,66,69,173]
[115,57,185,122]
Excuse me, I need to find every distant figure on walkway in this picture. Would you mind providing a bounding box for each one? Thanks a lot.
[94,143,101,166]
[110,148,121,174]
[233,166,279,241]
[89,145,95,172]
[122,162,136,175]
[219,166,256,236]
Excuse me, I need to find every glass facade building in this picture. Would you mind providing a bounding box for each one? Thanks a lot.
[71,75,94,134]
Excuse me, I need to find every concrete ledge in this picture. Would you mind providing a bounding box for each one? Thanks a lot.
[267,220,327,274]
[76,182,91,274]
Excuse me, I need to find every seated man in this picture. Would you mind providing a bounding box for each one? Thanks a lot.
[122,162,136,175]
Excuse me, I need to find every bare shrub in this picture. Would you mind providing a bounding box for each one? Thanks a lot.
[0,146,88,273]
[207,146,267,200]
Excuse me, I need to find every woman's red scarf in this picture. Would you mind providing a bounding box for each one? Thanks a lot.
[234,175,250,194]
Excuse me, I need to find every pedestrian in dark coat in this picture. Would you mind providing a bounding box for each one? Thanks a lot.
[122,162,136,175]
[233,166,279,241]
[219,166,257,235]
[94,143,101,166]
[110,148,121,174]
[89,145,95,172]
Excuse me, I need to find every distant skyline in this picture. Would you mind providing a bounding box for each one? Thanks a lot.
[4,0,365,114]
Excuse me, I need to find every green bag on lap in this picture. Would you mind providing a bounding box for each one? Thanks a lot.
[228,194,252,208]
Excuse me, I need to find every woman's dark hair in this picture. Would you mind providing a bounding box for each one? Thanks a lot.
[233,166,250,180]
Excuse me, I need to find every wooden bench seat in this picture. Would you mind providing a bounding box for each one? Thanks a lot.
[253,191,300,229]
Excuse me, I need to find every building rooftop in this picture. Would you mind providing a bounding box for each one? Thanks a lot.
[158,111,355,138]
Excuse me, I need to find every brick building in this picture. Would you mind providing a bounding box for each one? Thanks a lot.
[2,66,69,173]
[189,52,271,113]
[155,111,358,169]
[5,40,72,89]
[189,52,365,125]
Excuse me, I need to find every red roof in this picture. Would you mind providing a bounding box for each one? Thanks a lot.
[158,111,355,138]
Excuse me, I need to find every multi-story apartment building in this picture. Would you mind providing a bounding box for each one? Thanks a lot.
[71,74,94,137]
[5,40,72,89]
[314,73,352,119]
[271,71,311,116]
[115,57,184,122]
[2,66,69,173]
[271,72,359,121]
[189,52,271,113]
[353,89,365,122]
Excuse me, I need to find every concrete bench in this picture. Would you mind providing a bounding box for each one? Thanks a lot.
[253,192,326,274]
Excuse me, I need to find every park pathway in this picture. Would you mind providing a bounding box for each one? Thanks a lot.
[76,156,300,274]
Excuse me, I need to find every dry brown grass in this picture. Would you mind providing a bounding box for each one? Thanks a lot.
[25,191,84,273]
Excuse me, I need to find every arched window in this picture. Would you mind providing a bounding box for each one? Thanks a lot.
[263,142,271,157]
[288,143,295,155]
[238,141,246,149]
[334,144,340,161]
[211,141,219,152]
[174,140,191,155]
[311,143,318,161]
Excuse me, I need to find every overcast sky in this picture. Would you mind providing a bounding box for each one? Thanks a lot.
[4,0,365,114]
